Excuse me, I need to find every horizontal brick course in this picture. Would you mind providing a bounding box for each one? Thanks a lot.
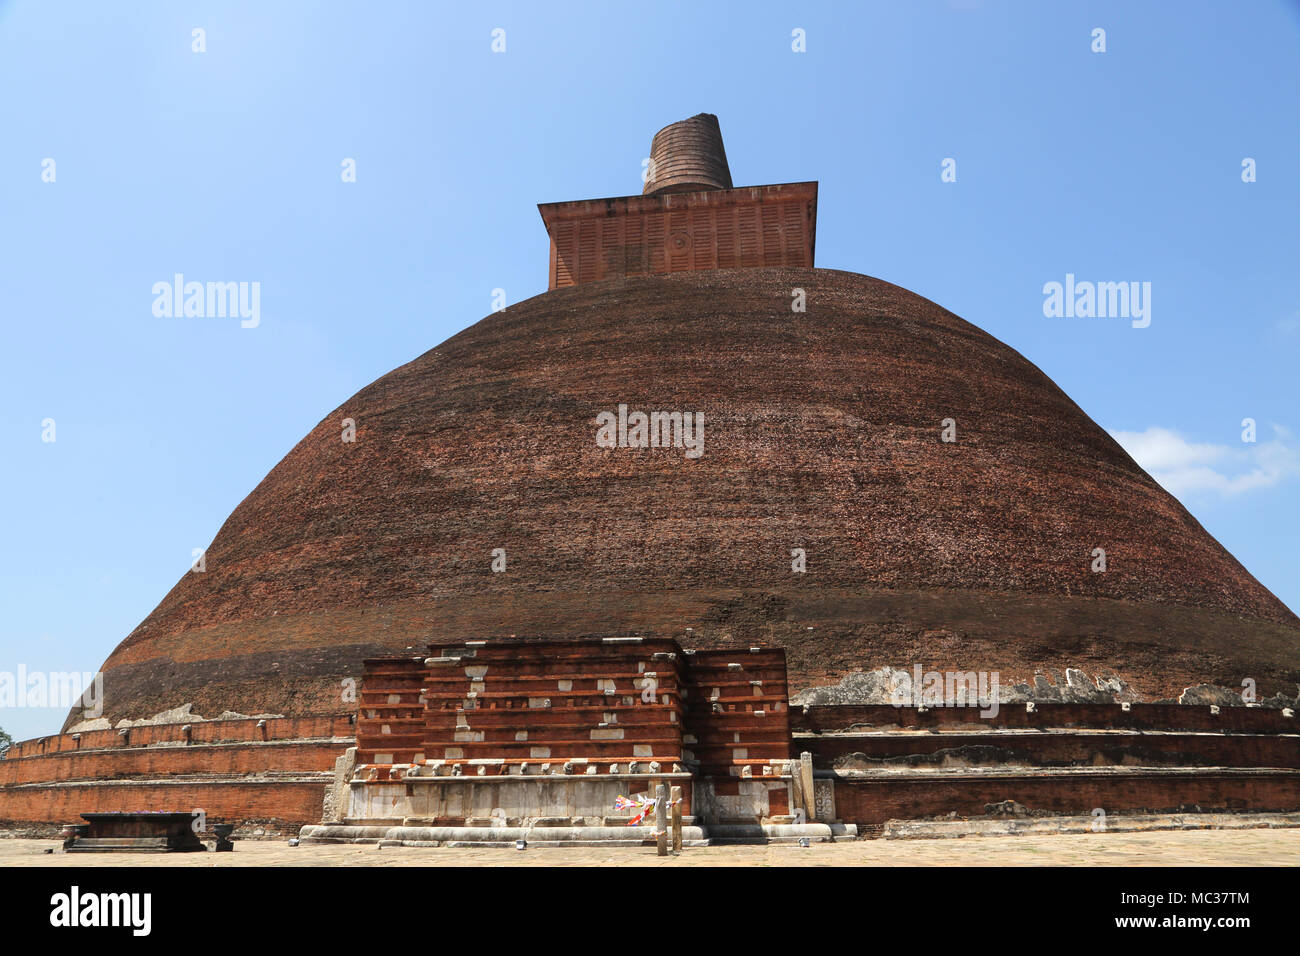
[801,729,1300,769]
[11,714,352,759]
[794,702,1297,735]
[833,769,1300,827]
[0,716,352,829]
[0,779,330,831]
[0,740,346,786]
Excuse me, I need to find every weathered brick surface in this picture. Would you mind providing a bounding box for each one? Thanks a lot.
[79,268,1300,727]
[539,183,816,289]
[13,715,352,759]
[642,113,732,195]
[794,703,1298,735]
[0,741,345,785]
[357,639,687,768]
[0,716,351,829]
[353,638,795,786]
[683,648,792,775]
[833,770,1300,827]
[801,730,1300,769]
[0,780,329,830]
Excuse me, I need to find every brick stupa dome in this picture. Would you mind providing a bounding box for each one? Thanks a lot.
[81,266,1300,727]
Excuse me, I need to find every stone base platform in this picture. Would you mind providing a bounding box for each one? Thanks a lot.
[881,810,1300,840]
[298,820,856,847]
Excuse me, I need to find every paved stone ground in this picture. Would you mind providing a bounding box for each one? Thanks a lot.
[3,828,1298,866]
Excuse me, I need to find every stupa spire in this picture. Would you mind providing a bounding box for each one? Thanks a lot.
[538,113,817,289]
[642,113,733,195]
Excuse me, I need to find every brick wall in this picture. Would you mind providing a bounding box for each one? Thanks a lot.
[795,703,1296,735]
[0,779,330,832]
[801,730,1300,769]
[0,740,346,786]
[539,183,817,289]
[0,716,354,830]
[833,769,1300,827]
[8,715,353,759]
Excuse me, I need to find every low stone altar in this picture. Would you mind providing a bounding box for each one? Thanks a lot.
[62,811,209,853]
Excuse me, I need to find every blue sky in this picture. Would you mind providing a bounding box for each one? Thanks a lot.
[2,0,1297,741]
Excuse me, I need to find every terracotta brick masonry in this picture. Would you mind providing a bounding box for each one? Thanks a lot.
[0,716,354,835]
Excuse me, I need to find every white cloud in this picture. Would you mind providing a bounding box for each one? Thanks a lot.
[1109,425,1300,497]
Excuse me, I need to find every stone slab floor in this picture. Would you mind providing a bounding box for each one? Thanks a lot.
[2,828,1298,866]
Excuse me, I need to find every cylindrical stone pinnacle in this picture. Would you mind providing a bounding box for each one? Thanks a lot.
[642,113,733,196]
